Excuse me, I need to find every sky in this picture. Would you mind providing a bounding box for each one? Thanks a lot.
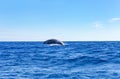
[0,0,120,41]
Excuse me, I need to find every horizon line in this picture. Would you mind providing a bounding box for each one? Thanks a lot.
[1,40,120,42]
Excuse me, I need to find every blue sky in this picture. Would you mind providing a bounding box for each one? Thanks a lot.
[0,0,120,41]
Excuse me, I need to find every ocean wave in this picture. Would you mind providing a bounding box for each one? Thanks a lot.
[0,42,120,79]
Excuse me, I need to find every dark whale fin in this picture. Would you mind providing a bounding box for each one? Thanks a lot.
[43,39,64,45]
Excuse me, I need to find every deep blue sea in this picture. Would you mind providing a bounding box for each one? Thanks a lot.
[0,41,120,79]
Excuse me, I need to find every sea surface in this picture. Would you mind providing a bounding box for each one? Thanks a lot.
[0,41,120,79]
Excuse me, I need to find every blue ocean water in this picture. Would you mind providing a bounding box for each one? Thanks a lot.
[0,41,120,79]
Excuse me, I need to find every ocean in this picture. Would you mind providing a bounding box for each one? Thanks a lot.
[0,41,120,79]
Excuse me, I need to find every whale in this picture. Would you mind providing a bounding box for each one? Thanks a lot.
[43,39,64,45]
